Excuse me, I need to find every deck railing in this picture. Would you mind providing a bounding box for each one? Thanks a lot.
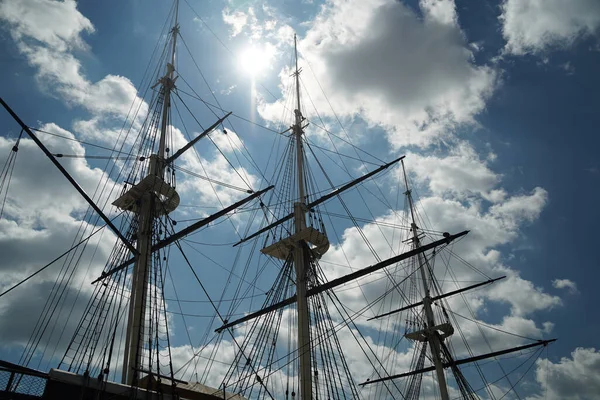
[0,361,48,399]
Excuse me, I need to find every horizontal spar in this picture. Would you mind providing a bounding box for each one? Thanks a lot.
[91,185,273,284]
[165,112,231,164]
[367,276,507,321]
[216,230,468,332]
[0,97,137,255]
[360,338,556,385]
[233,156,405,247]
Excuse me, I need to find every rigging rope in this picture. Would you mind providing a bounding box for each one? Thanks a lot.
[0,215,113,299]
[0,128,23,219]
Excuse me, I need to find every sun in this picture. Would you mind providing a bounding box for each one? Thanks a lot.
[239,44,274,77]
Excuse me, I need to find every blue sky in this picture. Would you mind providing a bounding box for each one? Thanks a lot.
[1,0,599,399]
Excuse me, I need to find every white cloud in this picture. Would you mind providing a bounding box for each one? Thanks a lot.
[527,347,600,400]
[0,0,94,52]
[17,43,145,118]
[167,126,259,207]
[222,4,293,44]
[489,186,548,225]
[446,314,554,359]
[408,142,504,201]
[259,0,497,148]
[500,0,600,55]
[417,193,557,318]
[420,0,458,26]
[222,8,249,37]
[168,342,237,385]
[320,185,556,323]
[0,126,117,353]
[487,269,561,316]
[1,0,147,120]
[210,128,243,154]
[552,278,578,294]
[0,124,117,221]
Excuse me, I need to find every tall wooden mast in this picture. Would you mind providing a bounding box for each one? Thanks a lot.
[356,161,556,397]
[401,159,451,400]
[119,0,180,386]
[292,33,313,400]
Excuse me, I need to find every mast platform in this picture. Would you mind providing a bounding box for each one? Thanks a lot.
[261,225,330,260]
[405,322,455,342]
[112,156,180,215]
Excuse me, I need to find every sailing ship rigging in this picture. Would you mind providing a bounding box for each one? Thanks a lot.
[0,1,555,399]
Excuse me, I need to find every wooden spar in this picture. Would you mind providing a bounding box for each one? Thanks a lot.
[165,112,232,164]
[91,185,274,284]
[367,276,507,321]
[360,339,557,386]
[0,97,137,255]
[232,155,405,247]
[215,230,468,333]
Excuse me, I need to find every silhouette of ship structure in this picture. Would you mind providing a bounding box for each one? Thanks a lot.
[0,1,555,399]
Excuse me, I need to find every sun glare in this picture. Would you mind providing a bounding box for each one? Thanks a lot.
[239,44,273,77]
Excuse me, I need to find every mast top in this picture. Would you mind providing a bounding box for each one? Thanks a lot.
[401,158,418,226]
[293,33,303,119]
[157,0,180,162]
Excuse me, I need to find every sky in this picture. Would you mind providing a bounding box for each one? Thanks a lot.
[0,0,600,399]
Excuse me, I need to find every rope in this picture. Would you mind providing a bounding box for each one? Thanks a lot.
[0,217,112,299]
[0,129,22,218]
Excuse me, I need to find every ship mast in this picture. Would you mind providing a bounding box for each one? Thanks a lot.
[401,159,450,400]
[121,0,180,386]
[2,0,282,390]
[351,161,557,396]
[214,34,472,399]
[292,33,313,400]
